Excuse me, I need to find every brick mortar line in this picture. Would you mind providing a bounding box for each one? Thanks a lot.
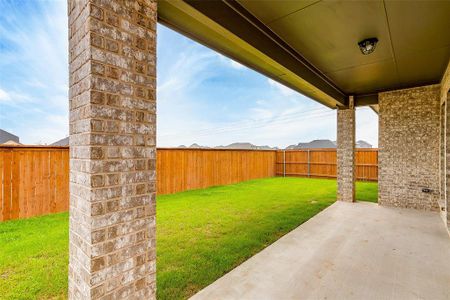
[68,1,89,27]
[88,56,156,83]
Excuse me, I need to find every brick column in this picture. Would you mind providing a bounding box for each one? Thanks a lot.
[68,0,156,298]
[446,93,450,231]
[337,97,355,202]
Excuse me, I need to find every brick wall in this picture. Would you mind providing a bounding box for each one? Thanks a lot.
[379,85,440,211]
[439,101,446,216]
[336,98,355,202]
[441,60,450,230]
[68,0,157,298]
[444,94,450,230]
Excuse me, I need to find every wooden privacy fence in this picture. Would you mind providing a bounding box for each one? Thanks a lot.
[275,148,378,181]
[0,146,69,221]
[0,146,377,221]
[156,148,276,194]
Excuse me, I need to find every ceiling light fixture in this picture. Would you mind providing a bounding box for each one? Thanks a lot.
[358,38,378,55]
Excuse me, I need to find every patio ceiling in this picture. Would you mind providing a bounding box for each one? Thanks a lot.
[158,0,450,109]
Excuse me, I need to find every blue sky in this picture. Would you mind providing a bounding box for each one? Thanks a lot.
[0,0,378,147]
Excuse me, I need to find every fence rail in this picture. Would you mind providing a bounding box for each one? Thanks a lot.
[0,146,377,221]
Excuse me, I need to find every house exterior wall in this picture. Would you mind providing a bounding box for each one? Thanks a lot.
[336,97,355,202]
[379,84,440,211]
[68,0,157,298]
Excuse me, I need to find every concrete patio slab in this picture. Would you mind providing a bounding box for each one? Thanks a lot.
[191,201,450,300]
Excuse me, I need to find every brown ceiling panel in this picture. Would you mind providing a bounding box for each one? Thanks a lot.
[266,0,394,75]
[237,0,318,24]
[384,1,450,56]
[384,0,450,87]
[396,46,450,88]
[325,59,398,95]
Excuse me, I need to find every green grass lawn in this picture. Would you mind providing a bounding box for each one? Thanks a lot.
[0,178,377,299]
[355,180,378,202]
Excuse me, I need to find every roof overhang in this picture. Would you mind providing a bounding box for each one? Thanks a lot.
[158,0,450,110]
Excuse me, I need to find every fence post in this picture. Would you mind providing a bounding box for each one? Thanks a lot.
[283,150,286,177]
[307,149,311,177]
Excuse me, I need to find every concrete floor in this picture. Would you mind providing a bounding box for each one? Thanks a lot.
[191,201,450,300]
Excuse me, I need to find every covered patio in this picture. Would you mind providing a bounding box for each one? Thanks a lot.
[192,201,450,300]
[67,0,450,298]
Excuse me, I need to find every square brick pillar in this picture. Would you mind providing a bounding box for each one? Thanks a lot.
[68,0,157,298]
[337,97,355,202]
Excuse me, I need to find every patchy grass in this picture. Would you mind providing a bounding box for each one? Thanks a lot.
[0,177,378,299]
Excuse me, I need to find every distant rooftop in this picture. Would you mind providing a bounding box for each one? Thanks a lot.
[287,139,372,149]
[51,137,69,146]
[0,129,19,144]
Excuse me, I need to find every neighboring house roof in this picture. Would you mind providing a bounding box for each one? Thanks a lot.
[2,140,22,146]
[287,139,373,149]
[180,142,277,150]
[216,142,277,150]
[51,137,69,146]
[216,142,256,149]
[0,129,19,144]
[356,140,373,148]
[189,143,209,148]
[288,139,336,149]
[299,139,336,148]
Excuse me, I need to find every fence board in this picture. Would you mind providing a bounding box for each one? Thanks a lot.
[2,150,12,220]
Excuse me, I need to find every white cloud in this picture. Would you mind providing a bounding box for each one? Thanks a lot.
[157,43,223,145]
[267,78,296,97]
[0,88,10,102]
[215,52,246,70]
[229,60,245,70]
[158,49,217,100]
[0,87,31,104]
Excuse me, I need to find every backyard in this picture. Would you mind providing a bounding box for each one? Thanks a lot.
[0,177,377,299]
